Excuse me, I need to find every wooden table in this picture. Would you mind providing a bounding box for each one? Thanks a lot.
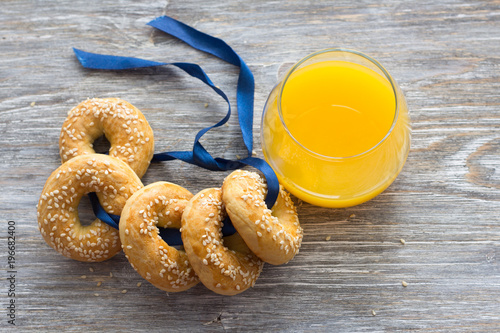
[1,1,499,331]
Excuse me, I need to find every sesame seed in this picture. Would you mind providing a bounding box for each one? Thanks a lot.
[121,289,127,294]
[402,281,408,287]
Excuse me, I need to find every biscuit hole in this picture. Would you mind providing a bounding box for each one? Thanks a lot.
[77,195,96,227]
[158,228,182,250]
[92,135,111,155]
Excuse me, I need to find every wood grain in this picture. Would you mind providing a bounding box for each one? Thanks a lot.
[1,0,499,332]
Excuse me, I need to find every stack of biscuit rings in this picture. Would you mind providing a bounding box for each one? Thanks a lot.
[38,98,303,295]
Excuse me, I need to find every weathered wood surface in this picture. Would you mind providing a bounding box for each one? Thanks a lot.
[1,0,499,331]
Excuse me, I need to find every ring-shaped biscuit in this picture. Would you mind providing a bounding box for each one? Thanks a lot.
[181,188,264,295]
[37,154,143,262]
[222,170,303,265]
[119,182,199,292]
[59,98,154,178]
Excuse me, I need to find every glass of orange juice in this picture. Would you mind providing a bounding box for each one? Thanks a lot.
[261,49,411,208]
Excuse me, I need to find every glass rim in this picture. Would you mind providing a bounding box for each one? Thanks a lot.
[277,48,400,160]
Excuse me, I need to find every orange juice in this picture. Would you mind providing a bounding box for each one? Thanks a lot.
[261,49,410,207]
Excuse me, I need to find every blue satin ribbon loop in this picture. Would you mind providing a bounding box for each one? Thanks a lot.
[147,16,255,155]
[74,15,280,244]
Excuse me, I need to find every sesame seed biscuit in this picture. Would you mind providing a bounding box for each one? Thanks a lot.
[222,170,303,265]
[37,154,143,262]
[59,98,154,178]
[119,182,199,292]
[181,188,264,296]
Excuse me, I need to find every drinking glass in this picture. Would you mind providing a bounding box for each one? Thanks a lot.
[261,49,411,208]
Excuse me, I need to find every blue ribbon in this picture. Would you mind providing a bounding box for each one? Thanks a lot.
[74,15,280,245]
